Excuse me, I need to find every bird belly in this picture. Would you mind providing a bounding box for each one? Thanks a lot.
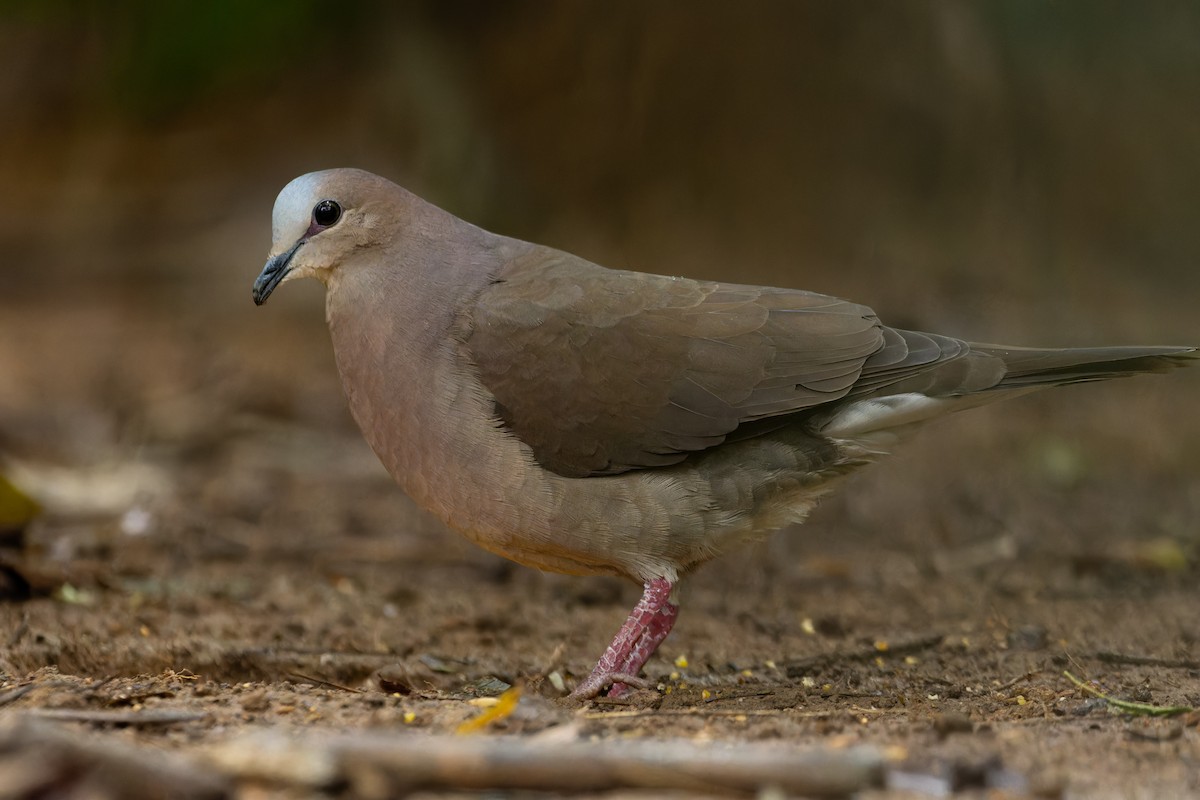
[333,329,881,583]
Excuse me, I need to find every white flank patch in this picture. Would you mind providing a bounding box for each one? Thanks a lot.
[819,393,951,437]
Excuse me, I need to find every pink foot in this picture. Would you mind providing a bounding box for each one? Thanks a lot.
[570,577,679,700]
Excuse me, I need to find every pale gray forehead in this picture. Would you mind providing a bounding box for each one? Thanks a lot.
[271,172,327,243]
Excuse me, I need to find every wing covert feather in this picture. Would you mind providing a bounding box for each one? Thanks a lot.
[465,249,885,477]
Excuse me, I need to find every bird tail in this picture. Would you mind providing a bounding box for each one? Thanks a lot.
[970,343,1198,390]
[819,341,1196,439]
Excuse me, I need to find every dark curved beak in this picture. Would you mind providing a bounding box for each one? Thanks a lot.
[252,240,304,305]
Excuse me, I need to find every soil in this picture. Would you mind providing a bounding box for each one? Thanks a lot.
[2,294,1199,798]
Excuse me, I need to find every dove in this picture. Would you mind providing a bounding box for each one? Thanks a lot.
[252,168,1196,699]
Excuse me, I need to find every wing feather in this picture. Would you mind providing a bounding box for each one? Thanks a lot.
[466,249,888,476]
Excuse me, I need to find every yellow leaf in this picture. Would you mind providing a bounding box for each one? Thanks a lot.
[1134,537,1189,572]
[456,686,521,734]
[0,473,39,531]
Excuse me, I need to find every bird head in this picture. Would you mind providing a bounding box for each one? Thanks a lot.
[252,168,397,305]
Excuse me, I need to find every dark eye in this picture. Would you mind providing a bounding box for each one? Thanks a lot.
[312,199,342,227]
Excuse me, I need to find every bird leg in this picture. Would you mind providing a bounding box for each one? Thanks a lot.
[606,599,680,697]
[570,577,678,700]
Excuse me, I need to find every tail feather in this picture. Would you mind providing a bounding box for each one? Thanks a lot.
[971,344,1198,390]
[818,340,1195,439]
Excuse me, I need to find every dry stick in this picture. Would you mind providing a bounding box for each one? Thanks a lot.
[703,690,773,703]
[584,705,895,720]
[215,730,885,797]
[23,708,209,726]
[0,717,228,799]
[0,683,33,707]
[995,670,1042,692]
[195,646,403,682]
[286,671,364,693]
[357,736,884,796]
[234,646,400,662]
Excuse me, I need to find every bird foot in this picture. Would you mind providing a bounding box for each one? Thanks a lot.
[569,672,654,701]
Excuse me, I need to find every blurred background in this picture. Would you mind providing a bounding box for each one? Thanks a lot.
[6,2,1200,315]
[2,9,1199,781]
[1,1,1197,567]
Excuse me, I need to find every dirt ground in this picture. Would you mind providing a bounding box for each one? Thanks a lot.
[1,292,1199,799]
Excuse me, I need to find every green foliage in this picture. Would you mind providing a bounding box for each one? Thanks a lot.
[1064,671,1194,717]
[5,0,370,119]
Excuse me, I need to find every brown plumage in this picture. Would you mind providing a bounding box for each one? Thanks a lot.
[253,168,1196,699]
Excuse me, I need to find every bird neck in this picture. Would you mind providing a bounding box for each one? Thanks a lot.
[321,227,533,507]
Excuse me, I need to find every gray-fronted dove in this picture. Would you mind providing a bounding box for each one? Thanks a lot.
[252,168,1196,699]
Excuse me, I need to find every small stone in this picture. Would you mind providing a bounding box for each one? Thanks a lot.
[373,665,414,695]
[240,689,271,712]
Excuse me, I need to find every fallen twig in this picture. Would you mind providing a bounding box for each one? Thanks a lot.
[1063,671,1193,717]
[287,671,364,693]
[0,717,228,799]
[583,705,895,720]
[206,729,885,797]
[703,690,772,703]
[0,683,33,707]
[995,670,1042,692]
[23,708,209,726]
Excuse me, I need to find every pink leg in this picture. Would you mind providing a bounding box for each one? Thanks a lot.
[570,577,678,700]
[607,600,679,698]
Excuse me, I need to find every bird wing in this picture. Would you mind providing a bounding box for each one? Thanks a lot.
[465,247,966,477]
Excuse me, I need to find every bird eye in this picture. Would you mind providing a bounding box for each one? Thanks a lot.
[312,199,342,228]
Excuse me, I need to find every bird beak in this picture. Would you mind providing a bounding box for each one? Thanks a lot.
[252,240,304,305]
